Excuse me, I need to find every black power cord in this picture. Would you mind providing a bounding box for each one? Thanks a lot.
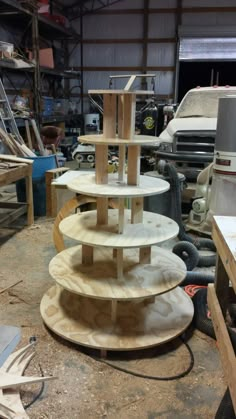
[92,335,194,381]
[24,363,45,410]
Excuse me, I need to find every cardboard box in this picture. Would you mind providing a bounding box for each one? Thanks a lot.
[28,48,54,68]
[39,48,54,68]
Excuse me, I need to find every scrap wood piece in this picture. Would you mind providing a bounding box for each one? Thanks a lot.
[0,402,15,419]
[24,120,33,151]
[0,155,33,165]
[0,343,36,418]
[0,342,57,417]
[1,343,35,373]
[0,366,56,389]
[0,128,36,158]
[0,280,23,295]
[31,119,46,156]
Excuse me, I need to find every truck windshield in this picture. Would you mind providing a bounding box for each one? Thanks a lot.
[176,90,236,118]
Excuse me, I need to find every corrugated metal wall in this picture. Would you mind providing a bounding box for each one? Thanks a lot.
[66,0,236,112]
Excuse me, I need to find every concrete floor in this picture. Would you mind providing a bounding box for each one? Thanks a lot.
[0,214,227,419]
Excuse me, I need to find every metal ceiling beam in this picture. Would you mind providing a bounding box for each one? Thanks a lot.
[64,0,125,20]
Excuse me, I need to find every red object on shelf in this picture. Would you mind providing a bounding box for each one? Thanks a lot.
[41,12,66,26]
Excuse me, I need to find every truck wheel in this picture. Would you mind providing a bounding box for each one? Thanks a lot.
[75,153,84,163]
[87,154,95,163]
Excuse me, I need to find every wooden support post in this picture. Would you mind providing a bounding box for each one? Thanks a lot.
[97,197,108,225]
[25,171,34,226]
[82,244,94,265]
[144,296,156,305]
[45,167,69,217]
[25,120,33,150]
[118,145,126,182]
[95,144,108,184]
[100,349,107,358]
[118,94,136,139]
[131,197,143,224]
[113,249,117,259]
[118,198,125,234]
[46,171,56,217]
[215,254,230,317]
[139,246,151,264]
[118,94,124,139]
[103,94,117,138]
[111,300,117,323]
[127,145,140,185]
[208,284,236,413]
[116,248,123,280]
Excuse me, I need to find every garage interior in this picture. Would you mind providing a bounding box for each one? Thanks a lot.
[0,1,236,418]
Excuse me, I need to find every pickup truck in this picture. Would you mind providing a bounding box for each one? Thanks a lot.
[156,86,236,180]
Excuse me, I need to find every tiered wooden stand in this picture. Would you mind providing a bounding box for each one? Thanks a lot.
[41,89,194,355]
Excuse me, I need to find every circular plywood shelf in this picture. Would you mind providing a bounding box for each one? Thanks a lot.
[59,210,179,248]
[67,174,169,198]
[88,89,154,95]
[80,134,160,146]
[50,246,186,300]
[40,285,194,351]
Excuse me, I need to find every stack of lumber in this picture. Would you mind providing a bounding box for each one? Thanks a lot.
[0,127,36,158]
[0,119,48,158]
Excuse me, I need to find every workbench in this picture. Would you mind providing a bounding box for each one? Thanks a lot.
[208,215,236,414]
[0,155,34,226]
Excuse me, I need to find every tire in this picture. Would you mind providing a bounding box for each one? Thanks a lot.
[75,153,84,163]
[87,154,95,163]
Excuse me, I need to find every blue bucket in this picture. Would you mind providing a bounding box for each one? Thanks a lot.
[30,155,57,180]
[17,155,57,216]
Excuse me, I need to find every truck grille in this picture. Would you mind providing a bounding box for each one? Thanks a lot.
[173,131,215,155]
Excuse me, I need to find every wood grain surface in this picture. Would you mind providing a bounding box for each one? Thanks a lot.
[88,89,154,95]
[49,246,186,300]
[40,285,194,351]
[80,134,160,145]
[67,173,169,197]
[59,210,179,248]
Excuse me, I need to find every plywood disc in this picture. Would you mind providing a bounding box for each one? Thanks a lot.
[59,210,179,248]
[80,134,160,146]
[49,246,186,300]
[67,174,169,198]
[40,286,193,351]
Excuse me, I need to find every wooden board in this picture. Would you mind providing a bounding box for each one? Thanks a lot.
[212,216,236,294]
[88,89,154,95]
[67,173,169,198]
[59,210,179,248]
[80,134,160,145]
[213,216,236,261]
[40,285,194,351]
[208,284,236,413]
[118,94,136,139]
[49,245,186,300]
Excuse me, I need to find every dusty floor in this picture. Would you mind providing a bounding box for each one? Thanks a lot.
[0,216,227,419]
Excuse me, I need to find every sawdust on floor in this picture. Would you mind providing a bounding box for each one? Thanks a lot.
[0,219,226,419]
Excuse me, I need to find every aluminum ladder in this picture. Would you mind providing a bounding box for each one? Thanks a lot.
[0,78,23,145]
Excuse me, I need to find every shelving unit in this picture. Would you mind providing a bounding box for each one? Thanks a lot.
[0,0,79,125]
[41,88,194,355]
